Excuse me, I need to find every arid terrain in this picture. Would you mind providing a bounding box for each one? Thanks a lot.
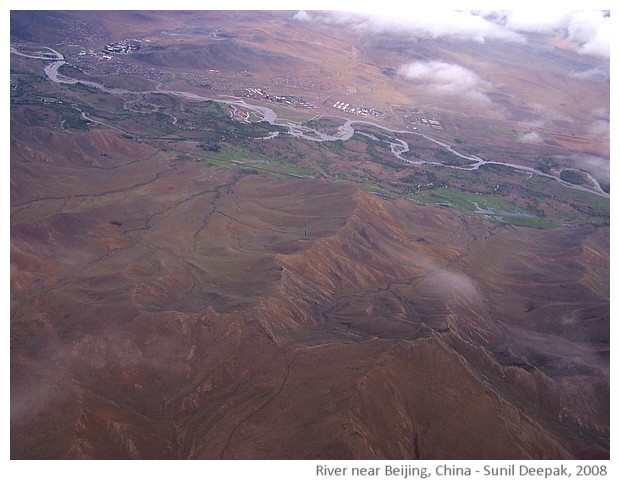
[10,10,609,460]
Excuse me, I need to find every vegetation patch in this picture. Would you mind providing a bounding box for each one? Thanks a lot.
[194,144,315,179]
[426,188,527,215]
[302,116,345,136]
[560,169,590,186]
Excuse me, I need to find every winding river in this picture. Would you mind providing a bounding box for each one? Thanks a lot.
[13,45,609,199]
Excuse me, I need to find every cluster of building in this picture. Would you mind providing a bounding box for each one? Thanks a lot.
[103,39,143,54]
[331,100,383,117]
[400,108,446,131]
[240,88,316,109]
[420,117,444,130]
[244,87,267,97]
[270,94,315,109]
[70,49,171,83]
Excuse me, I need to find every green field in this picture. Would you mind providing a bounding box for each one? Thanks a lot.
[192,144,316,179]
[11,63,609,230]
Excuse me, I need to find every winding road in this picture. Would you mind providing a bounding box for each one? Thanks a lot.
[12,44,609,198]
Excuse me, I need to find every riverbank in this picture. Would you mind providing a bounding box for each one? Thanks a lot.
[12,44,609,199]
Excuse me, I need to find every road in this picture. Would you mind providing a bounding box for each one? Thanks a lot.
[12,44,609,199]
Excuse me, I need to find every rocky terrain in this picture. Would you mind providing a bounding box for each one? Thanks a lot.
[11,121,608,459]
[10,10,609,460]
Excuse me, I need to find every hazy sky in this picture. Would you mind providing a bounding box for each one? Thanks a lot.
[293,8,610,58]
[10,0,612,59]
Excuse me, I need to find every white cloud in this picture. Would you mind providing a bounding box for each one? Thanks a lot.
[484,10,610,58]
[587,119,610,138]
[398,61,491,103]
[567,11,610,58]
[486,10,573,32]
[292,10,312,22]
[308,9,609,58]
[322,9,525,44]
[520,132,543,143]
[570,154,609,183]
[569,67,609,81]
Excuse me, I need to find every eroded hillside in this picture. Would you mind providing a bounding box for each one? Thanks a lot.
[11,117,608,459]
[10,9,609,461]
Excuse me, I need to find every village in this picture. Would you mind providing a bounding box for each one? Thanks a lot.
[63,39,451,133]
[419,117,444,130]
[239,87,316,109]
[103,38,143,54]
[330,100,384,118]
[69,44,171,83]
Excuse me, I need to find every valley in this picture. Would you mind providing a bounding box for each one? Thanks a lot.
[10,10,610,461]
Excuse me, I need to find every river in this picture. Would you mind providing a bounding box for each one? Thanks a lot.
[13,45,609,199]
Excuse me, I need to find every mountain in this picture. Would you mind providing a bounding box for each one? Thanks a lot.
[10,10,609,460]
[11,121,608,459]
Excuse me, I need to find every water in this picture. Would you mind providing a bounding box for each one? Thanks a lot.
[14,44,609,199]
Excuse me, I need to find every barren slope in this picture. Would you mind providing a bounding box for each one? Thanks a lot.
[10,116,608,459]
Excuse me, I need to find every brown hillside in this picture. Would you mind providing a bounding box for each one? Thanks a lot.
[11,125,608,459]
